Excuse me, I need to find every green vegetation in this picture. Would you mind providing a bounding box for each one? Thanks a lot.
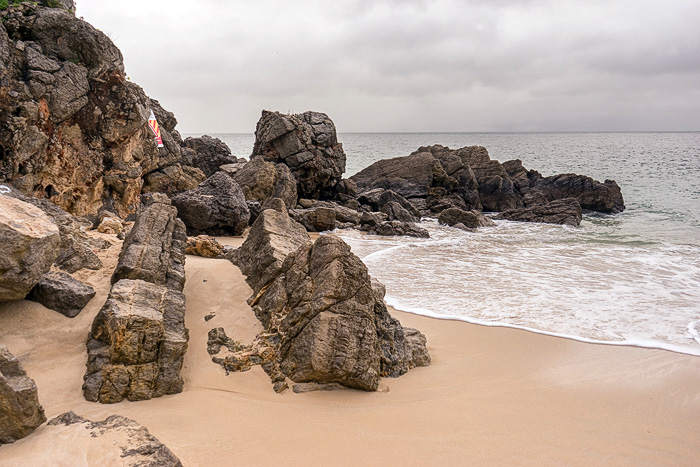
[0,0,23,11]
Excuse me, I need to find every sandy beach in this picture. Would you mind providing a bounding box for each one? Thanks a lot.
[1,235,699,466]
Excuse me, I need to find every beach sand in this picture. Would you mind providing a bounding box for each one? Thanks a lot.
[1,235,699,466]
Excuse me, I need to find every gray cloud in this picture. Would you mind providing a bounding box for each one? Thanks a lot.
[80,0,700,133]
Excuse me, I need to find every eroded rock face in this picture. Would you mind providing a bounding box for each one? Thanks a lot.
[0,195,60,301]
[85,194,188,403]
[251,110,346,200]
[0,3,193,218]
[172,172,250,236]
[0,345,46,444]
[48,412,182,466]
[27,271,95,318]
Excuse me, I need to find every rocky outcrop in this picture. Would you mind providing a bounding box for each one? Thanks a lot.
[0,344,46,444]
[496,198,583,226]
[47,412,182,466]
[251,110,346,200]
[438,208,495,229]
[172,172,250,236]
[373,221,430,238]
[180,135,242,178]
[0,3,195,219]
[231,210,430,391]
[289,206,337,232]
[232,157,298,211]
[357,188,421,218]
[26,271,95,318]
[0,195,60,301]
[530,174,625,214]
[84,194,188,403]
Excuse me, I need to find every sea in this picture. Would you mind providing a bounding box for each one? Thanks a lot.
[203,132,700,356]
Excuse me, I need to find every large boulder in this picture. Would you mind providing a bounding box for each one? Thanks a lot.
[171,172,250,236]
[438,208,495,229]
[181,135,241,178]
[251,110,346,200]
[0,3,192,218]
[26,271,95,318]
[289,206,337,232]
[232,157,298,210]
[0,345,46,444]
[83,279,188,403]
[45,412,182,466]
[351,152,442,199]
[496,198,583,226]
[531,174,625,214]
[0,195,60,301]
[111,194,187,292]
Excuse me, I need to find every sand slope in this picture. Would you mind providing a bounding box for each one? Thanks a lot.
[1,237,699,466]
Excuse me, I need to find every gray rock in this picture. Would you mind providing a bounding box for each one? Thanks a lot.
[0,196,60,301]
[381,201,419,223]
[0,345,46,444]
[172,172,250,236]
[181,135,240,178]
[48,412,183,466]
[289,207,337,232]
[496,198,583,226]
[112,193,187,292]
[27,271,95,318]
[404,328,432,369]
[351,152,441,199]
[357,188,422,218]
[252,110,346,200]
[83,279,188,403]
[373,221,430,238]
[438,208,495,229]
[232,157,298,210]
[531,174,625,214]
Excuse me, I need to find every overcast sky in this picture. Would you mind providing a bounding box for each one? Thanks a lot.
[79,0,700,134]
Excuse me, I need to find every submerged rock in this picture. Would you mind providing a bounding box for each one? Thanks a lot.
[27,271,95,318]
[0,345,46,444]
[0,196,60,301]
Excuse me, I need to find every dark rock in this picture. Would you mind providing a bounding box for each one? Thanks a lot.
[186,235,225,258]
[381,201,419,223]
[289,207,337,232]
[82,278,188,403]
[172,172,250,236]
[141,164,206,196]
[207,328,243,355]
[0,345,46,444]
[496,198,583,226]
[48,412,183,466]
[297,199,362,225]
[181,135,240,178]
[359,211,387,228]
[0,196,60,301]
[438,208,495,229]
[112,193,187,292]
[251,110,346,200]
[232,157,298,210]
[351,152,442,199]
[237,208,311,302]
[532,174,625,214]
[27,271,95,318]
[356,188,421,218]
[373,221,430,238]
[292,382,347,393]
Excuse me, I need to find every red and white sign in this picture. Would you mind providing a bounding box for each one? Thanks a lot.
[148,110,164,148]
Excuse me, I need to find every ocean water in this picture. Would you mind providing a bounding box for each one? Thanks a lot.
[209,132,700,356]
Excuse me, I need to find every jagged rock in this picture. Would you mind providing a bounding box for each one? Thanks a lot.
[351,152,442,199]
[356,188,421,218]
[381,201,419,223]
[251,110,346,200]
[297,199,362,225]
[359,211,388,228]
[404,328,432,369]
[237,208,311,300]
[373,221,430,238]
[97,213,124,235]
[206,328,244,355]
[232,157,298,211]
[438,208,495,229]
[531,174,625,214]
[141,163,206,196]
[83,279,188,403]
[0,345,46,444]
[289,207,337,232]
[181,135,240,178]
[111,193,187,292]
[0,3,189,218]
[0,196,60,301]
[496,198,583,226]
[26,271,95,318]
[172,172,250,236]
[47,412,183,466]
[6,189,102,273]
[186,235,224,258]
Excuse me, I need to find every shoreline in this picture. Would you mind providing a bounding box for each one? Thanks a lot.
[1,237,699,465]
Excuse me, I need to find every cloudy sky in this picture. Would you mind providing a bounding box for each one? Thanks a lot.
[80,0,700,134]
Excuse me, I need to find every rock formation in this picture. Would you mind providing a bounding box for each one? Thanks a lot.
[0,344,46,444]
[48,412,182,466]
[172,172,250,236]
[27,271,95,318]
[251,110,346,200]
[438,208,495,229]
[84,194,188,403]
[180,135,242,178]
[0,3,200,219]
[186,235,225,258]
[231,157,298,211]
[228,208,430,391]
[0,195,60,301]
[496,198,583,226]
